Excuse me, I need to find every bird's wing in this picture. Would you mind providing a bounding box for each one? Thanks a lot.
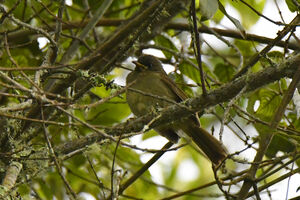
[159,73,188,102]
[159,73,202,125]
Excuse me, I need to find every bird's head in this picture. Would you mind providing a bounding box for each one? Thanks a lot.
[133,55,164,72]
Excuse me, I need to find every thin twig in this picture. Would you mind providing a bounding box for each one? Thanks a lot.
[237,57,300,199]
[41,105,77,199]
[106,142,173,200]
[190,0,207,96]
[233,14,300,79]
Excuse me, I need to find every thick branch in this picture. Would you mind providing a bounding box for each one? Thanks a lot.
[56,53,300,155]
[110,53,300,136]
[237,55,300,199]
[5,20,300,51]
[17,0,191,138]
[60,0,114,63]
[233,14,300,79]
[1,162,22,191]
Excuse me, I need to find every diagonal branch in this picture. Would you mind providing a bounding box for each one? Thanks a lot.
[55,53,300,156]
[17,0,191,140]
[60,0,114,63]
[106,142,174,200]
[233,14,300,79]
[237,55,300,199]
[5,20,300,51]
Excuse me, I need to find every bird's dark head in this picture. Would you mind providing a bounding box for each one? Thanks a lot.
[133,55,164,72]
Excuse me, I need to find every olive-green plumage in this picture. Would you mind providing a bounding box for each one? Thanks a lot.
[126,55,227,164]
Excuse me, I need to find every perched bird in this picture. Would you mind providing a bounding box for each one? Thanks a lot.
[126,55,227,165]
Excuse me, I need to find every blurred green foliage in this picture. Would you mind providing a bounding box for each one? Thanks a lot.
[0,0,299,199]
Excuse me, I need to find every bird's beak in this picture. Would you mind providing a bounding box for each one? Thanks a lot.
[132,61,147,70]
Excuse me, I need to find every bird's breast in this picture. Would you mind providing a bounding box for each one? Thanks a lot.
[126,72,177,117]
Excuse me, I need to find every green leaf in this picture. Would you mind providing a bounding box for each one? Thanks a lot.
[171,71,194,97]
[17,184,30,197]
[254,124,296,158]
[178,61,201,84]
[213,7,225,23]
[260,51,285,66]
[87,86,131,125]
[267,133,296,157]
[199,0,219,20]
[230,0,266,29]
[285,0,300,12]
[142,129,159,140]
[219,2,246,38]
[234,39,255,57]
[213,63,235,82]
[154,35,178,60]
[35,178,55,200]
[247,88,282,121]
[247,86,297,158]
[288,112,300,130]
[256,90,281,120]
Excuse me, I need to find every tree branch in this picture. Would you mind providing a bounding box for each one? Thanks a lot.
[237,54,300,199]
[5,20,300,51]
[17,0,191,139]
[55,53,300,156]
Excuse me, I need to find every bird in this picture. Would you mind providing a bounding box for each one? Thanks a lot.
[126,54,227,165]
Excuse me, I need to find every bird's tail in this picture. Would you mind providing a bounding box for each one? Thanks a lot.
[181,123,227,165]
